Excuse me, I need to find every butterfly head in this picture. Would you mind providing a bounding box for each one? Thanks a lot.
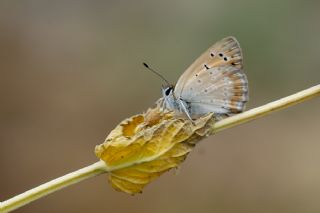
[142,62,177,109]
[162,85,174,97]
[161,85,179,112]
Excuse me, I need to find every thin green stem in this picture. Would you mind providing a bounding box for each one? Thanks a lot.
[0,161,109,213]
[1,84,319,213]
[213,85,320,133]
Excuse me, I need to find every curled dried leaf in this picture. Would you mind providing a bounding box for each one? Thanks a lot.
[95,106,215,194]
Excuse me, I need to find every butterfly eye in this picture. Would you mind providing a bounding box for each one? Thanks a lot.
[165,87,172,96]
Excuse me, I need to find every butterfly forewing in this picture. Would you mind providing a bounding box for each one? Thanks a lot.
[174,37,243,96]
[173,36,248,117]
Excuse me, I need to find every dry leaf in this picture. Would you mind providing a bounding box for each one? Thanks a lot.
[95,106,215,194]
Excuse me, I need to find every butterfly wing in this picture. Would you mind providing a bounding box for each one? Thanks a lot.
[174,36,248,116]
[186,65,248,116]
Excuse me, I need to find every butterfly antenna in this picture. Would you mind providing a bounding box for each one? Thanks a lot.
[143,62,170,86]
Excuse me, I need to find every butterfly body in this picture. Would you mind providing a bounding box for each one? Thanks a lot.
[162,86,193,119]
[161,36,249,120]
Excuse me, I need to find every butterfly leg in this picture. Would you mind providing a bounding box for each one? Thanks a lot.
[178,99,193,122]
[159,98,165,112]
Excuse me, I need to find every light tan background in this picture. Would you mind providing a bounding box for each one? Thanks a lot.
[1,1,320,212]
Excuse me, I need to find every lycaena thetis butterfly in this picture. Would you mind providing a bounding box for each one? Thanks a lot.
[145,37,248,120]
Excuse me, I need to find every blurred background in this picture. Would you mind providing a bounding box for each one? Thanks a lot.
[1,1,320,212]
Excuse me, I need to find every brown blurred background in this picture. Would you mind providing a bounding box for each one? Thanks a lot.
[1,1,320,212]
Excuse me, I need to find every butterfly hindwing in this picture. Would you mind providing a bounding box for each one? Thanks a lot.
[184,66,248,116]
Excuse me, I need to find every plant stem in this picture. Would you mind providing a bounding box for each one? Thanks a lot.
[1,84,319,213]
[0,161,108,213]
[213,84,320,133]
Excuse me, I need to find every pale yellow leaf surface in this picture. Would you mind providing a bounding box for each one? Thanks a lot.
[95,106,214,194]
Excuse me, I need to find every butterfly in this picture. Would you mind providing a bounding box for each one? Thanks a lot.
[147,36,249,120]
